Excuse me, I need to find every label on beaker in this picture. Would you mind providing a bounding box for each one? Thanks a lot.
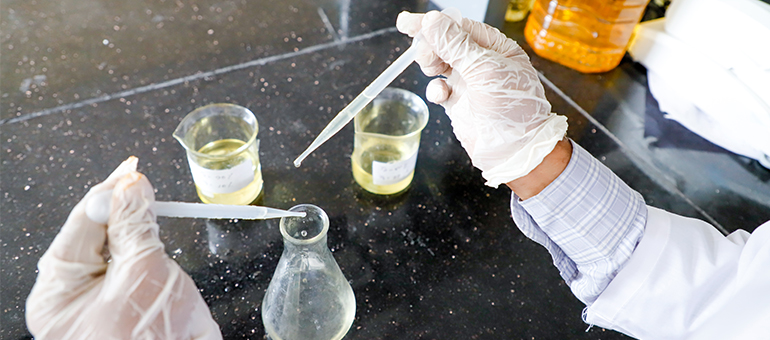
[372,150,418,185]
[188,159,255,195]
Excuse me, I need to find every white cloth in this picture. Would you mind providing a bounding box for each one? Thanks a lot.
[628,0,770,168]
[585,207,770,339]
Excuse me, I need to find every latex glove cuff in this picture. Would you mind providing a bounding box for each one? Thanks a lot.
[480,114,568,187]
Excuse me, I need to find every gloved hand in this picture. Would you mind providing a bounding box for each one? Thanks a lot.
[26,157,222,340]
[397,11,568,187]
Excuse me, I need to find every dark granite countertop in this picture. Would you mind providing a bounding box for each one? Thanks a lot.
[2,0,769,339]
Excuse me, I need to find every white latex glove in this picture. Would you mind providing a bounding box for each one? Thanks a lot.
[397,11,568,187]
[26,157,222,340]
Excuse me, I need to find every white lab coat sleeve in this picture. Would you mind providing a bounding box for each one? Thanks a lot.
[585,206,770,339]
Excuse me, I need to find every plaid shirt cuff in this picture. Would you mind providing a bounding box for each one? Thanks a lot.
[510,139,647,305]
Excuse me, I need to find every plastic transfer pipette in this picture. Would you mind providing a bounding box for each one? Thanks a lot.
[85,190,305,224]
[293,8,462,167]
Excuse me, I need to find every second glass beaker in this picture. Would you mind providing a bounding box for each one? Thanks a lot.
[351,87,429,195]
[173,103,263,205]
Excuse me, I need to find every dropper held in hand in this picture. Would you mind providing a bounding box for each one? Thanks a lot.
[85,190,305,224]
[293,8,462,167]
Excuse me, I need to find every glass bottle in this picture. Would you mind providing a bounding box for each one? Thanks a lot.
[262,204,356,340]
[524,0,651,73]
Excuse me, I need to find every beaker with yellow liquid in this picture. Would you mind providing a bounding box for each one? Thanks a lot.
[351,88,428,195]
[506,0,536,22]
[174,103,263,205]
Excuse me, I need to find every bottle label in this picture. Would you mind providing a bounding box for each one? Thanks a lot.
[372,151,418,185]
[188,158,254,195]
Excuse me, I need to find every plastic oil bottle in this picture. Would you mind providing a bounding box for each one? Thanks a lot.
[524,0,651,73]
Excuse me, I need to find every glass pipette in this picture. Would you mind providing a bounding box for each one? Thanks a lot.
[293,8,462,167]
[85,190,305,224]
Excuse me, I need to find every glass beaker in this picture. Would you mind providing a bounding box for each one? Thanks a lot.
[351,87,429,195]
[173,103,263,205]
[262,204,356,340]
[506,0,536,22]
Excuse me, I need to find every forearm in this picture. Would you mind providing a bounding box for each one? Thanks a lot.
[506,137,572,199]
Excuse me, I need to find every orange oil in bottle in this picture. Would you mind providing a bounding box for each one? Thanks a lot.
[524,0,650,73]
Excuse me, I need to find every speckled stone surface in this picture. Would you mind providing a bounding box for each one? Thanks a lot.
[2,1,770,339]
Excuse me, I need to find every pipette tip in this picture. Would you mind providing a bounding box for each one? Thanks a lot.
[293,150,310,168]
[264,209,307,219]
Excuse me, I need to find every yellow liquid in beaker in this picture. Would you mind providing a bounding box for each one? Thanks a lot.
[351,138,416,195]
[506,0,536,22]
[195,138,263,205]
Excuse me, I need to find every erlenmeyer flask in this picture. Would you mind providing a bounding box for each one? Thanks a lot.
[262,204,356,340]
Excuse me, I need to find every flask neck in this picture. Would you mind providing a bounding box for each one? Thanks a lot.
[279,204,330,248]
